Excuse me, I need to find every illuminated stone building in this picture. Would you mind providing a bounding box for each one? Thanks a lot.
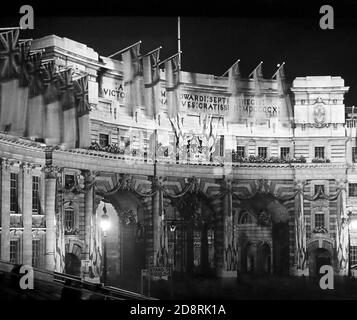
[1,34,357,285]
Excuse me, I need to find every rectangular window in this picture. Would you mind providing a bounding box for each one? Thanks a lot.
[99,133,109,147]
[349,183,357,197]
[315,147,325,159]
[64,209,75,230]
[258,147,267,159]
[10,240,18,264]
[353,147,357,163]
[314,184,325,195]
[236,146,245,158]
[10,173,18,213]
[219,135,224,157]
[280,147,290,160]
[315,214,325,229]
[32,240,40,268]
[351,246,357,267]
[32,176,40,213]
[64,174,75,189]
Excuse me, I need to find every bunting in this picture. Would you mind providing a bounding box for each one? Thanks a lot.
[122,42,142,116]
[165,54,180,119]
[143,47,161,118]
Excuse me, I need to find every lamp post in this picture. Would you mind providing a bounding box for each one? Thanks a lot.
[101,204,110,285]
[348,212,357,278]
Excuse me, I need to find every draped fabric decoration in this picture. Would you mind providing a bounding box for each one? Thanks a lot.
[295,183,306,270]
[74,75,91,148]
[275,63,293,125]
[252,62,266,124]
[200,114,219,161]
[26,52,45,139]
[42,60,62,145]
[165,54,180,119]
[54,178,66,273]
[122,42,142,117]
[58,68,76,149]
[13,41,31,136]
[143,47,161,119]
[89,203,102,278]
[227,61,244,123]
[0,29,21,132]
[336,184,349,271]
[169,114,184,162]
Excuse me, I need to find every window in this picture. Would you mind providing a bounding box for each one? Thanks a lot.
[99,133,109,147]
[10,240,18,264]
[280,147,290,160]
[258,147,267,159]
[10,173,18,213]
[32,176,40,213]
[32,240,40,268]
[315,147,325,159]
[351,246,357,267]
[240,212,253,224]
[118,129,130,151]
[349,183,357,197]
[64,209,75,230]
[236,146,245,158]
[219,135,224,157]
[314,184,325,195]
[64,174,75,189]
[315,214,325,229]
[353,147,357,163]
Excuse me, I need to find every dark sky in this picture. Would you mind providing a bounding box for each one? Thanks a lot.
[2,0,357,106]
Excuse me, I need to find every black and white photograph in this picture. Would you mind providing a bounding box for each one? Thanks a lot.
[0,0,357,310]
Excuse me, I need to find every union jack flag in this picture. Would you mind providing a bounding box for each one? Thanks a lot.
[41,60,59,103]
[0,29,20,80]
[28,51,43,97]
[57,68,75,110]
[74,75,90,117]
[18,40,32,87]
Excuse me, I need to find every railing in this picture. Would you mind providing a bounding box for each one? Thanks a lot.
[346,119,357,128]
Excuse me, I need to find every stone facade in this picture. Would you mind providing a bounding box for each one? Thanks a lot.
[0,35,357,282]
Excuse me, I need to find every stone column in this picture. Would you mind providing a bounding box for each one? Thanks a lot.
[1,159,10,261]
[152,177,161,266]
[44,167,57,271]
[84,185,93,261]
[221,178,236,277]
[22,163,33,266]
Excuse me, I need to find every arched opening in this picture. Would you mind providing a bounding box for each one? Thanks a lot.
[169,193,215,277]
[237,193,290,275]
[257,243,272,274]
[96,190,146,289]
[308,247,332,276]
[64,253,81,276]
[242,242,256,273]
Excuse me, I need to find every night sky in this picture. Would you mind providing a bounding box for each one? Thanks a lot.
[2,0,357,107]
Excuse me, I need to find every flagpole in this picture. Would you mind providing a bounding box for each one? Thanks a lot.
[108,40,142,58]
[178,17,181,70]
[157,51,182,68]
[221,59,240,77]
[0,27,21,31]
[142,46,162,57]
[271,61,286,79]
[248,61,263,78]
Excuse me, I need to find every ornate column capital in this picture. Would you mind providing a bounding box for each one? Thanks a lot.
[294,180,307,192]
[44,165,61,179]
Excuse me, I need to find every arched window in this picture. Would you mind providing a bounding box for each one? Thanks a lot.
[239,212,254,224]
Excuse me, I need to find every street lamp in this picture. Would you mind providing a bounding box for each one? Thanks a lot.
[101,204,110,285]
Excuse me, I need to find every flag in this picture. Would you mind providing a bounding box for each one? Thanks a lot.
[58,68,76,149]
[227,61,244,123]
[0,30,21,132]
[275,64,293,124]
[169,114,184,161]
[252,62,263,96]
[143,48,161,118]
[251,63,266,123]
[165,54,180,119]
[122,43,142,116]
[26,51,45,139]
[74,75,91,148]
[42,60,61,145]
